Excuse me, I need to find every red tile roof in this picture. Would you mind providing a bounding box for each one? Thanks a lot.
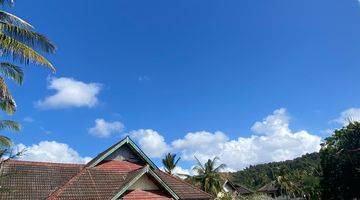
[48,168,129,199]
[95,160,143,172]
[0,160,212,200]
[122,189,173,200]
[155,170,213,200]
[0,160,83,200]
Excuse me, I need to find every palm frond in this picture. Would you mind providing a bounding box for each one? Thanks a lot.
[0,34,55,71]
[0,135,12,148]
[0,22,56,53]
[0,10,32,29]
[211,156,220,164]
[162,153,181,175]
[0,120,20,131]
[174,156,181,166]
[0,77,16,114]
[194,156,205,171]
[214,163,226,173]
[0,76,9,97]
[0,97,16,114]
[191,156,225,195]
[0,0,14,7]
[0,62,23,84]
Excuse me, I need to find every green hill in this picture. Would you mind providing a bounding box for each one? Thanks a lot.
[230,152,321,190]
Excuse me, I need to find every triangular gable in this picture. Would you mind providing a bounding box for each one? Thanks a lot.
[110,165,179,200]
[86,136,158,169]
[223,180,237,194]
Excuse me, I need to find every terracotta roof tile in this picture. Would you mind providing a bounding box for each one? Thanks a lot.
[155,170,213,200]
[122,189,173,200]
[95,160,143,172]
[0,160,83,200]
[48,168,128,199]
[1,160,212,200]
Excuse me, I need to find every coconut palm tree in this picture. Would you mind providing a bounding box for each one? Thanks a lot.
[0,62,23,150]
[0,0,55,149]
[162,153,181,175]
[0,0,55,71]
[274,168,302,199]
[192,156,226,195]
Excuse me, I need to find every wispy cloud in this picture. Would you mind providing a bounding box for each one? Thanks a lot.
[23,117,34,123]
[36,77,101,109]
[138,75,150,82]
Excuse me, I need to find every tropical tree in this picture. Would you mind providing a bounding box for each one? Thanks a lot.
[274,174,301,199]
[320,121,360,199]
[192,156,226,195]
[162,153,181,175]
[0,0,55,150]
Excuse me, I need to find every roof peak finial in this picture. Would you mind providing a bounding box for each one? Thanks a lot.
[125,135,131,142]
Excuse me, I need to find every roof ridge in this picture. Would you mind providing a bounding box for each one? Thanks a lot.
[87,170,101,199]
[156,169,213,198]
[6,159,84,167]
[47,167,87,199]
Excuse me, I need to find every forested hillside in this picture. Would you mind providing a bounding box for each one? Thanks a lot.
[230,152,320,190]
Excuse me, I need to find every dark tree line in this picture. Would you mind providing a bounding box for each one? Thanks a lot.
[320,121,360,200]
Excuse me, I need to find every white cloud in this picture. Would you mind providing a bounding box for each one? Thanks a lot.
[334,108,360,126]
[88,119,124,138]
[16,141,92,164]
[251,108,290,135]
[130,129,170,158]
[175,109,321,170]
[36,77,101,109]
[132,109,321,171]
[159,166,191,178]
[172,131,228,161]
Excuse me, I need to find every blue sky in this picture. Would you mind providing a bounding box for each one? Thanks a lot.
[4,0,360,172]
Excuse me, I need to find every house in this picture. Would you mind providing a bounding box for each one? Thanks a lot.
[258,182,278,198]
[220,180,253,199]
[232,183,253,196]
[0,136,213,200]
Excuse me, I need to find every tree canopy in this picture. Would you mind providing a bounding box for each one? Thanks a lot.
[320,121,360,199]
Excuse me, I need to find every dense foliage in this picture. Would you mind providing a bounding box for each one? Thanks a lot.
[231,153,320,190]
[320,121,360,200]
[231,153,321,199]
[229,122,360,200]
